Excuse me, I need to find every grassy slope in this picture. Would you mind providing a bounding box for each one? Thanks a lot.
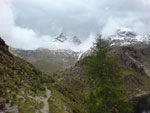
[0,38,82,113]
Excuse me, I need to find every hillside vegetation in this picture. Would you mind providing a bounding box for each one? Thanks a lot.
[0,37,83,113]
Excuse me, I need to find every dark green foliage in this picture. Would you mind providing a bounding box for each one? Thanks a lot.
[87,92,100,113]
[86,36,134,113]
[39,75,49,83]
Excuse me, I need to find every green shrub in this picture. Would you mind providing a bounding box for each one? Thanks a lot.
[39,75,49,83]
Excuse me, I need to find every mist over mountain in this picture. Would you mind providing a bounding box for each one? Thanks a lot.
[1,0,150,51]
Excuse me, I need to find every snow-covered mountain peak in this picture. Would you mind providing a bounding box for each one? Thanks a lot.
[108,27,150,46]
[78,27,150,60]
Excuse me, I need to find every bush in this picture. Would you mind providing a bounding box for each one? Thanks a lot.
[39,75,49,83]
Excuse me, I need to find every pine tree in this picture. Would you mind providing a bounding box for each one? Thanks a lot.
[86,35,133,113]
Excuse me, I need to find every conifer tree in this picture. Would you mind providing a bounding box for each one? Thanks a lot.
[86,35,133,113]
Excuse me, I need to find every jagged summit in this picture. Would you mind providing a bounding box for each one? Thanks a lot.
[55,33,67,42]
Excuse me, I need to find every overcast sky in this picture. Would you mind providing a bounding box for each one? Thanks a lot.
[0,0,150,50]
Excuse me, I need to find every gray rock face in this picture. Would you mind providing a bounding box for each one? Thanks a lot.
[5,105,18,113]
[56,33,67,42]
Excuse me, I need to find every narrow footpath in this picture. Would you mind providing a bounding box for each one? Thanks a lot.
[40,87,51,113]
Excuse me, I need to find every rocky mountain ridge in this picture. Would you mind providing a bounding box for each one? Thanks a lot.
[108,27,150,46]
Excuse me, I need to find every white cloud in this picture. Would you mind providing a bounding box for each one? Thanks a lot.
[0,0,14,43]
[0,0,150,50]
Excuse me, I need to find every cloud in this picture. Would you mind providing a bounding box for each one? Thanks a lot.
[0,0,150,51]
[13,0,150,36]
[0,0,14,43]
